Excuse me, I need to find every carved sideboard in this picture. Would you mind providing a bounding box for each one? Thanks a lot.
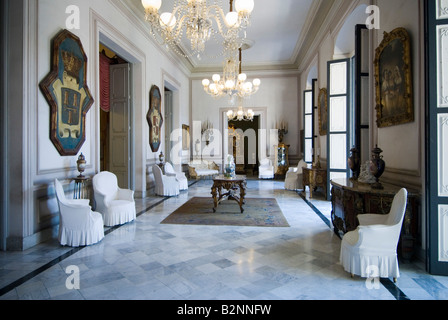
[330,178,420,260]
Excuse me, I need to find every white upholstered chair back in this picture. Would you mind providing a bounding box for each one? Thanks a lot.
[55,179,91,230]
[386,188,408,226]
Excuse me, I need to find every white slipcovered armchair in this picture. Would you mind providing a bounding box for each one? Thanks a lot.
[54,179,104,247]
[284,160,307,190]
[92,171,136,227]
[152,164,180,197]
[340,188,408,282]
[164,162,188,191]
[259,158,274,179]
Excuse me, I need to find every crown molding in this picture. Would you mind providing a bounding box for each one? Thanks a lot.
[109,0,194,76]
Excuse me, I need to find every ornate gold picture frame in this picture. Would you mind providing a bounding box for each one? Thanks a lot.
[318,88,328,136]
[374,27,414,128]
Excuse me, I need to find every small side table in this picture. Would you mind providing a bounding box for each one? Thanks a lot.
[73,176,90,199]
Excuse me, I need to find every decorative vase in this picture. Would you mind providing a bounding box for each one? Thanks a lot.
[369,145,385,189]
[348,147,360,180]
[76,153,86,177]
[159,151,164,164]
[224,163,236,178]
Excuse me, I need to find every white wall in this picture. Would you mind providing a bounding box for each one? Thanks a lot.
[299,0,424,188]
[6,0,190,250]
[191,72,301,164]
[374,0,424,186]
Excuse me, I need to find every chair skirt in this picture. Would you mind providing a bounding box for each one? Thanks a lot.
[178,176,188,191]
[155,182,180,197]
[102,200,136,227]
[284,176,301,190]
[340,237,400,279]
[259,172,274,179]
[58,211,104,247]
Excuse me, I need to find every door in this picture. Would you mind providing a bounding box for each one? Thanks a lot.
[426,0,448,275]
[327,58,351,199]
[109,63,131,188]
[354,24,370,163]
[164,88,173,163]
[303,89,313,164]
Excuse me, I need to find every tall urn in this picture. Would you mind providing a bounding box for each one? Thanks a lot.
[348,147,360,180]
[369,145,385,189]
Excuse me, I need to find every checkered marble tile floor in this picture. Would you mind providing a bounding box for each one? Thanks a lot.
[0,179,447,300]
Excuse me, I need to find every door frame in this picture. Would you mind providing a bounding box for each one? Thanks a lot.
[425,0,448,275]
[91,12,147,195]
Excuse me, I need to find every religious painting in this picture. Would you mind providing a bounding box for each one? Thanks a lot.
[39,29,94,156]
[374,27,414,128]
[318,88,328,136]
[147,85,163,152]
[182,124,190,151]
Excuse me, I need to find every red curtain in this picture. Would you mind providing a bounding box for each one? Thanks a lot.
[99,52,112,112]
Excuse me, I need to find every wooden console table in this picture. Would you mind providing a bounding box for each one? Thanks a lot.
[302,167,327,199]
[211,175,247,213]
[330,178,420,260]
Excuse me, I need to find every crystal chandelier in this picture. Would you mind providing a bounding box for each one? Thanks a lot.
[202,46,260,99]
[226,97,254,121]
[141,0,255,57]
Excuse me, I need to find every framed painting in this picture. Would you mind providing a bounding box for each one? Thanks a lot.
[147,85,163,152]
[39,29,94,156]
[182,124,190,151]
[318,88,328,136]
[374,27,414,128]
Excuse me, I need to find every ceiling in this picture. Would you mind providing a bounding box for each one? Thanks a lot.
[125,0,337,72]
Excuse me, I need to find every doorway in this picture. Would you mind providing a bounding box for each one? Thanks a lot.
[228,116,260,176]
[164,87,173,164]
[99,43,132,188]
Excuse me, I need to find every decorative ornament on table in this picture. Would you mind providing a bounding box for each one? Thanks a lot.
[358,161,377,184]
[348,147,361,180]
[369,145,386,189]
[225,154,236,178]
[76,153,86,178]
[159,151,164,164]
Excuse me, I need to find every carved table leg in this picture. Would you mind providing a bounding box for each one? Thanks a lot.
[211,182,218,212]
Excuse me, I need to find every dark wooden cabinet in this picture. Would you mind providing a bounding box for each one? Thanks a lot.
[302,167,327,199]
[331,178,420,260]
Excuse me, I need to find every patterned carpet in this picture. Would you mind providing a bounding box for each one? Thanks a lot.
[161,197,290,227]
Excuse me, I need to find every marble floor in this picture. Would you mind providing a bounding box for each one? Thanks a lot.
[0,178,447,300]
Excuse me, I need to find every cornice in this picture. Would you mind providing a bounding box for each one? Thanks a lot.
[108,0,194,76]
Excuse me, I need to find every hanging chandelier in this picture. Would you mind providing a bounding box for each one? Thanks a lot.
[202,46,260,99]
[141,0,255,57]
[227,105,254,121]
[226,96,254,121]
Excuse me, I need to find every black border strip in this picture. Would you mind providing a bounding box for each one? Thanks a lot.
[0,180,202,297]
[0,195,173,297]
[298,191,410,300]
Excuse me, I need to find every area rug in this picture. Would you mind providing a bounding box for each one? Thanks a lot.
[161,197,290,227]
